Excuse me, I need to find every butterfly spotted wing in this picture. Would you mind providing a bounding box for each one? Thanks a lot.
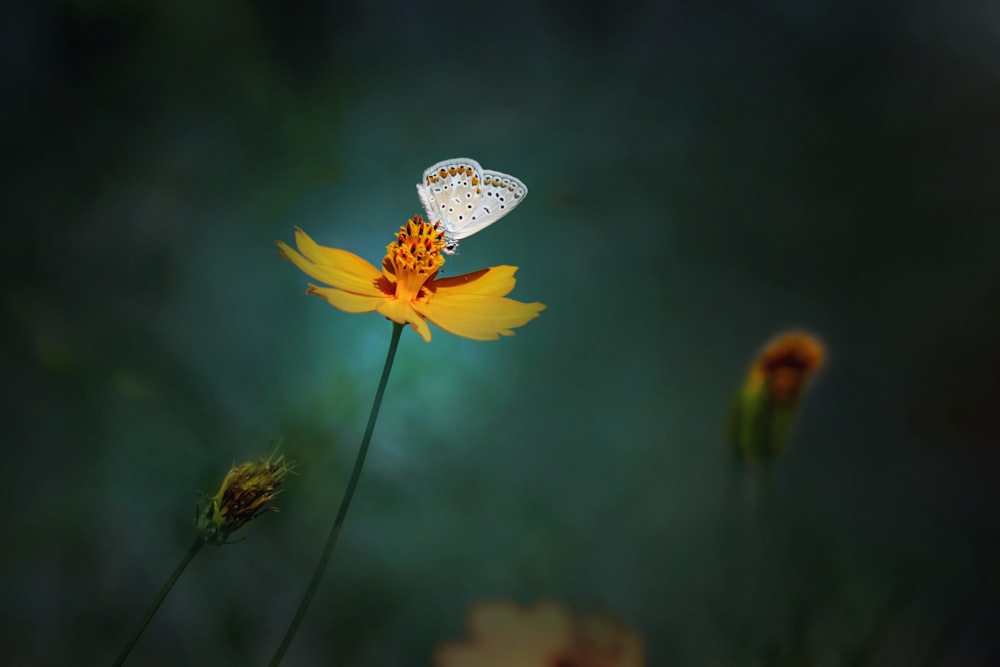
[416,157,528,253]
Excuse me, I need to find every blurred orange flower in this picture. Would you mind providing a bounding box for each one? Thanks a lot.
[277,216,545,342]
[729,331,826,460]
[746,332,825,405]
[435,599,644,667]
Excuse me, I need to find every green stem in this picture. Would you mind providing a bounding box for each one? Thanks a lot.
[113,536,205,666]
[269,321,405,666]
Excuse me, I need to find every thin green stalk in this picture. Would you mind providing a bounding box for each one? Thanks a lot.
[269,321,404,665]
[113,536,205,666]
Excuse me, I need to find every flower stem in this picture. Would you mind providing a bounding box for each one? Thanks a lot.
[269,321,405,665]
[113,536,205,666]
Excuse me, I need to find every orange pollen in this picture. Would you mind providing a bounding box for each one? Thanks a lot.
[384,215,446,279]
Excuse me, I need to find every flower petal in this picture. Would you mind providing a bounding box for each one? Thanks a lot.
[277,237,383,296]
[306,285,381,314]
[292,226,362,269]
[376,299,432,343]
[416,294,546,341]
[430,265,520,298]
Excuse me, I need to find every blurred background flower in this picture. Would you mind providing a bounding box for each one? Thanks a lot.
[435,599,643,667]
[728,331,824,461]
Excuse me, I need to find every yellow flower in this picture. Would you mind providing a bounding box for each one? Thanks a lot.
[277,216,545,342]
[435,599,645,667]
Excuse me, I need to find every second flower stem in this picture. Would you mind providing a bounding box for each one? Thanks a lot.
[269,321,405,666]
[113,536,205,667]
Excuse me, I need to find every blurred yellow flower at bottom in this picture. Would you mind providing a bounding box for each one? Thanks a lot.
[435,599,644,667]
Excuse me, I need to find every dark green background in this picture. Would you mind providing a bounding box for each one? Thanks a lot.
[3,0,999,664]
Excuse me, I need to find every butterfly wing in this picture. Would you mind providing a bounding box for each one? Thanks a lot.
[416,182,437,223]
[416,158,528,243]
[462,169,528,240]
[417,158,485,234]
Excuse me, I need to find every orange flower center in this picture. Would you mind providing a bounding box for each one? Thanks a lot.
[750,333,825,405]
[381,215,446,302]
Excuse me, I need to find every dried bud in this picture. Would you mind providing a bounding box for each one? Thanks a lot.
[196,453,293,544]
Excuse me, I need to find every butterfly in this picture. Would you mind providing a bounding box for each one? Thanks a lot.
[416,157,528,254]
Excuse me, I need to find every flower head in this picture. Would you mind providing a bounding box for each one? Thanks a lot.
[196,453,293,545]
[277,216,545,342]
[435,599,644,667]
[745,332,825,406]
[728,331,826,461]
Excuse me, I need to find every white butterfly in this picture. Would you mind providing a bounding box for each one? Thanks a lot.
[416,157,528,254]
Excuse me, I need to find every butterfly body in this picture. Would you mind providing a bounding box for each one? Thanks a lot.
[416,157,528,254]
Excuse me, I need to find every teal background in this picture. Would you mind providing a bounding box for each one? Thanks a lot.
[3,0,999,664]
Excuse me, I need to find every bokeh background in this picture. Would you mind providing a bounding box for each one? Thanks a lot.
[3,0,999,664]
